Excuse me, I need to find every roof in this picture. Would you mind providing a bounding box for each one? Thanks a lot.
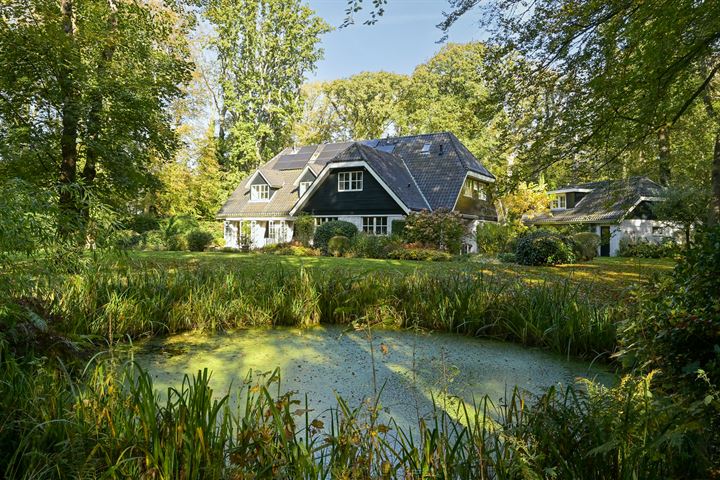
[527,177,665,225]
[217,132,495,219]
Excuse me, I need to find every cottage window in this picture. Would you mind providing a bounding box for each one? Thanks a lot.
[652,226,665,236]
[251,184,271,201]
[463,178,486,200]
[550,194,567,210]
[299,181,312,197]
[314,217,338,227]
[362,217,388,235]
[338,171,363,192]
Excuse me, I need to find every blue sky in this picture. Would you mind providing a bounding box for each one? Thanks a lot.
[307,0,486,81]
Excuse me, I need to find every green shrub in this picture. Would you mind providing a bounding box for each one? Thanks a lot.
[572,232,600,261]
[618,237,677,258]
[187,230,214,252]
[350,233,400,259]
[260,242,321,256]
[313,220,357,253]
[391,219,407,239]
[293,214,315,246]
[387,247,452,261]
[114,229,142,249]
[166,234,188,251]
[142,230,166,250]
[328,235,351,257]
[403,209,467,254]
[498,252,516,263]
[515,229,575,266]
[127,213,159,233]
[476,222,522,256]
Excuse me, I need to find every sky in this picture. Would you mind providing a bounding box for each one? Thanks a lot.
[306,0,487,81]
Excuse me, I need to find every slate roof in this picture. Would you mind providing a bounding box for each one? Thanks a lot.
[527,177,665,225]
[217,132,495,219]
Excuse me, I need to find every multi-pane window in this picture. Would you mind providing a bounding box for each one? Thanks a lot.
[463,178,486,200]
[266,221,286,242]
[314,217,338,227]
[550,194,567,210]
[299,181,312,197]
[362,217,388,235]
[338,171,363,191]
[251,184,271,201]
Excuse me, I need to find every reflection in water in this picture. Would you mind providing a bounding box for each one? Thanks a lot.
[133,325,613,431]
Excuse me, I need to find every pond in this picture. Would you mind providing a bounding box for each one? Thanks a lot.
[134,325,613,431]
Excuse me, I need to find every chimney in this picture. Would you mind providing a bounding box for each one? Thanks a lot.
[439,144,444,155]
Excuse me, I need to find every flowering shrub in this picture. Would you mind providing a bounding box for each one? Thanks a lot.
[403,209,466,254]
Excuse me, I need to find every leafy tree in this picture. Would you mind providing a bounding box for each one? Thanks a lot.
[0,0,192,241]
[201,0,330,174]
[653,186,711,246]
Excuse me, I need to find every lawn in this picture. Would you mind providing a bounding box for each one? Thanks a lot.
[127,251,674,303]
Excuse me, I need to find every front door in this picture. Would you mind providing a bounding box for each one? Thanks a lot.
[600,226,611,257]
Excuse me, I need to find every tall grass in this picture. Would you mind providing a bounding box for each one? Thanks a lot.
[25,264,616,358]
[0,343,708,479]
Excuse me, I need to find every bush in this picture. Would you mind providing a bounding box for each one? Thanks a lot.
[391,219,407,239]
[127,213,159,234]
[618,237,677,258]
[387,247,452,261]
[572,232,601,261]
[166,234,188,251]
[313,220,357,253]
[293,214,315,246]
[114,229,142,250]
[142,230,166,251]
[350,233,401,259]
[476,222,523,256]
[403,209,467,254]
[328,235,351,257]
[260,242,321,256]
[187,230,214,252]
[515,229,575,266]
[498,252,516,263]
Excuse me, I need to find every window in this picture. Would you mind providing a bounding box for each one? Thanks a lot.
[550,194,567,210]
[266,221,286,242]
[652,226,666,236]
[314,217,338,227]
[462,178,487,201]
[362,217,388,235]
[251,184,271,201]
[421,143,431,154]
[338,171,363,192]
[299,181,312,197]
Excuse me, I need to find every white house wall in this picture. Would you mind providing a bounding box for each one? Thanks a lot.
[223,219,294,249]
[593,219,683,256]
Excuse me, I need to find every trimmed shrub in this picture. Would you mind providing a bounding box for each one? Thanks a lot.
[403,208,467,254]
[387,247,452,261]
[313,220,358,253]
[187,230,214,252]
[293,214,315,246]
[328,235,351,257]
[618,237,677,258]
[572,232,601,261]
[515,230,575,266]
[498,252,517,263]
[350,233,401,259]
[166,234,188,251]
[260,242,321,256]
[391,219,407,239]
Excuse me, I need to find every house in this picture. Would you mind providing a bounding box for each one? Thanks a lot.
[525,177,680,256]
[217,132,497,252]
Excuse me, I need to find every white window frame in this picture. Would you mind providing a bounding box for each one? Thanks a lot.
[299,181,312,197]
[251,184,271,202]
[463,179,487,201]
[362,216,388,235]
[551,193,567,210]
[338,171,363,192]
[314,217,338,227]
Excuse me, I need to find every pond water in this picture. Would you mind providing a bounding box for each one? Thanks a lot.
[134,325,613,431]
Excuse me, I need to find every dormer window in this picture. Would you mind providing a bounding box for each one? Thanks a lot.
[421,143,431,154]
[338,171,363,192]
[251,184,271,201]
[299,181,312,197]
[550,193,567,210]
[462,178,487,201]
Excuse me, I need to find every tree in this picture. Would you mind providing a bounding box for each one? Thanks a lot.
[653,186,711,246]
[0,0,192,242]
[201,0,330,174]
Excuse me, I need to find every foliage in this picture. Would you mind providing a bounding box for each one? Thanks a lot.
[391,219,406,239]
[327,235,351,257]
[497,252,517,263]
[127,213,160,234]
[114,230,143,250]
[652,185,711,244]
[387,247,452,262]
[618,227,720,394]
[497,182,549,222]
[403,209,467,254]
[572,232,601,261]
[142,231,167,251]
[187,230,215,252]
[350,233,400,259]
[475,222,523,256]
[167,234,189,252]
[618,238,678,259]
[260,243,321,257]
[293,214,315,246]
[515,229,576,266]
[313,220,358,253]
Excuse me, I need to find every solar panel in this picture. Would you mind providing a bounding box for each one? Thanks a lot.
[275,153,312,170]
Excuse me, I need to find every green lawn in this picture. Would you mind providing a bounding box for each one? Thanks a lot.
[127,251,674,303]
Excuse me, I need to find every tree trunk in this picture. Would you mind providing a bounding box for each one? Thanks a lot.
[657,125,671,187]
[58,0,80,237]
[710,132,720,226]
